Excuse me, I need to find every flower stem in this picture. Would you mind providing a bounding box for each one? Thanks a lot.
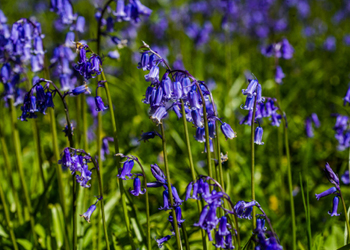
[339,190,350,243]
[134,158,151,250]
[0,106,23,224]
[8,98,38,247]
[180,100,207,249]
[160,123,183,250]
[282,118,296,250]
[181,222,190,250]
[100,71,135,249]
[92,158,110,250]
[0,168,19,250]
[251,96,257,230]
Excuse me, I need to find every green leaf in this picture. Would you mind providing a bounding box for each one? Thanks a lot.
[0,223,9,238]
[35,223,47,249]
[313,233,324,250]
[17,239,33,250]
[49,204,63,248]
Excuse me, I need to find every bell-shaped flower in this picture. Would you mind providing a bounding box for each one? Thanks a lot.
[254,126,264,145]
[328,196,340,217]
[95,96,108,112]
[80,204,96,223]
[117,159,134,180]
[220,122,236,140]
[315,187,337,200]
[129,177,146,196]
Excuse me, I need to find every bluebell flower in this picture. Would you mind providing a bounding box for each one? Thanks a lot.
[59,148,73,168]
[171,186,184,206]
[255,84,264,103]
[117,159,134,180]
[225,232,234,249]
[161,76,172,100]
[344,86,350,106]
[328,196,340,217]
[95,96,108,112]
[280,38,294,59]
[144,65,159,83]
[254,217,266,234]
[188,90,201,110]
[191,109,203,128]
[36,84,46,104]
[129,177,146,196]
[311,113,320,128]
[76,163,92,188]
[114,0,127,20]
[218,216,230,236]
[323,36,336,51]
[142,86,155,104]
[275,66,285,84]
[138,131,162,142]
[341,170,350,185]
[168,206,185,228]
[220,122,236,140]
[324,162,340,188]
[159,190,171,210]
[204,139,214,153]
[254,126,264,145]
[172,81,183,99]
[315,187,337,200]
[75,16,85,33]
[213,231,225,248]
[101,137,113,161]
[194,205,209,228]
[242,79,258,97]
[305,117,314,138]
[150,164,167,184]
[151,87,163,107]
[155,235,172,248]
[80,204,96,223]
[150,106,167,124]
[194,127,205,143]
[234,200,258,219]
[72,84,91,96]
[185,182,193,201]
[182,77,191,95]
[241,96,255,110]
[208,121,215,138]
[172,105,182,119]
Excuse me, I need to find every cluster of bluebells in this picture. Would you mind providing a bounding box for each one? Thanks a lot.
[0,12,46,105]
[240,78,272,145]
[146,164,184,248]
[50,0,86,32]
[315,163,341,217]
[94,0,152,59]
[253,217,282,250]
[18,77,54,121]
[305,113,320,138]
[58,148,93,188]
[332,114,350,151]
[261,38,294,85]
[137,46,236,153]
[185,176,235,249]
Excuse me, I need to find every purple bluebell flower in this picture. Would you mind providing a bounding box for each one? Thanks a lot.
[234,200,258,219]
[144,65,159,83]
[315,187,337,200]
[241,96,255,110]
[171,186,184,206]
[95,96,108,112]
[194,127,205,143]
[254,217,266,234]
[75,16,85,33]
[161,76,172,100]
[194,205,209,228]
[305,117,314,138]
[242,79,258,97]
[218,216,230,236]
[173,81,183,99]
[208,121,215,138]
[275,66,285,84]
[168,206,185,229]
[138,131,162,142]
[72,84,91,96]
[188,90,201,110]
[341,170,349,185]
[114,0,127,20]
[155,235,172,248]
[225,232,234,249]
[172,104,182,119]
[204,139,214,153]
[323,36,336,51]
[182,77,191,95]
[220,122,236,140]
[280,38,294,59]
[117,159,134,180]
[150,106,167,124]
[328,196,340,217]
[185,182,193,201]
[344,86,350,106]
[213,231,225,248]
[191,109,203,128]
[151,87,163,107]
[80,204,96,223]
[150,164,167,184]
[159,190,171,210]
[101,137,112,161]
[129,177,146,196]
[59,148,73,168]
[324,162,340,188]
[311,113,320,128]
[76,163,92,188]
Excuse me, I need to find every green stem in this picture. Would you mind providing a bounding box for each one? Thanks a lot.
[133,158,151,250]
[251,97,257,230]
[305,140,312,250]
[32,119,46,189]
[180,100,206,249]
[181,222,190,250]
[282,118,296,250]
[160,123,183,250]
[100,71,135,249]
[0,168,19,250]
[49,108,71,250]
[339,190,350,243]
[95,159,110,250]
[8,98,38,247]
[0,107,23,224]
